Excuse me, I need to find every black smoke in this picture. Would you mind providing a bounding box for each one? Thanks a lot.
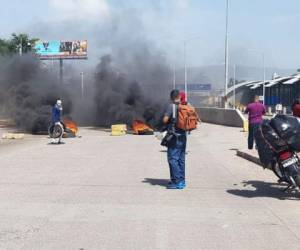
[93,52,170,128]
[0,11,174,132]
[0,54,72,133]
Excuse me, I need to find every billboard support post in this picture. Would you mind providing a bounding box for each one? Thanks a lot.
[59,59,63,85]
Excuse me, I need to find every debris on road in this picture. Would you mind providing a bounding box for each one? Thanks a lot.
[111,124,127,136]
[2,133,25,139]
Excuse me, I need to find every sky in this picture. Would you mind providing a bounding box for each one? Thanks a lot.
[0,0,299,70]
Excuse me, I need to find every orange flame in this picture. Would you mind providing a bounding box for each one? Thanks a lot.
[132,120,153,135]
[63,119,78,135]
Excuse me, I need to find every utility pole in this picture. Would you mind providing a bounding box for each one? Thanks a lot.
[59,59,63,85]
[262,53,266,105]
[184,41,187,101]
[224,0,229,108]
[182,35,202,102]
[233,64,236,108]
[173,63,176,89]
[19,36,23,55]
[80,72,84,99]
[248,50,266,104]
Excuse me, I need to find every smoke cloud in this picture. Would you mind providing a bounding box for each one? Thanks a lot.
[0,54,72,133]
[0,9,173,132]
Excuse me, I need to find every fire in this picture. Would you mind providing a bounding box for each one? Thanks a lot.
[63,118,78,135]
[132,120,154,135]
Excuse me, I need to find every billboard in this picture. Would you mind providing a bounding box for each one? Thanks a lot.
[177,83,212,92]
[34,40,87,60]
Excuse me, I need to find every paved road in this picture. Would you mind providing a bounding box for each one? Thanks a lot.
[0,124,300,250]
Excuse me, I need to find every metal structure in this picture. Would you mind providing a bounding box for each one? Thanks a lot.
[227,74,300,109]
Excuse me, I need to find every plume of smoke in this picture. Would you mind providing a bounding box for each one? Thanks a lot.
[89,12,172,128]
[0,9,174,132]
[93,53,170,128]
[0,54,72,133]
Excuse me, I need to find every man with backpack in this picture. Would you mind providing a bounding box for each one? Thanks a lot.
[162,89,199,189]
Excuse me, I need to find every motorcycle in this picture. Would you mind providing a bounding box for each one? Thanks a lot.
[256,115,300,192]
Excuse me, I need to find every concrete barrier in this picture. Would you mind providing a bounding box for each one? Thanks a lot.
[196,107,246,127]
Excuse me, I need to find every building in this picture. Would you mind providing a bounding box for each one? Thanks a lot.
[227,74,300,111]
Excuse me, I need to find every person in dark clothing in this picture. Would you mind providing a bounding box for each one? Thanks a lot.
[245,96,266,150]
[51,100,64,144]
[162,89,187,189]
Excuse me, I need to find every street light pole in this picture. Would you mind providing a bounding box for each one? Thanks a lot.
[262,53,266,105]
[248,50,266,104]
[184,41,187,101]
[173,63,176,89]
[19,36,23,56]
[183,36,202,102]
[233,64,236,108]
[80,72,84,99]
[224,0,229,108]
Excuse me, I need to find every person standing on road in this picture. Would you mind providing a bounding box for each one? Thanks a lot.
[245,95,266,150]
[51,99,64,144]
[162,90,187,189]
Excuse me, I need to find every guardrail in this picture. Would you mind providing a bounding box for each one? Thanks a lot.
[196,107,247,128]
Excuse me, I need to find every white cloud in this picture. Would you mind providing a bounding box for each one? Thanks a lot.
[174,0,190,10]
[49,0,110,21]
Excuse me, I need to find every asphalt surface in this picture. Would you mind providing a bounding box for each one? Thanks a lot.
[0,124,300,250]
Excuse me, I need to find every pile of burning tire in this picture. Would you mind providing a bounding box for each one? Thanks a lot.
[48,119,78,139]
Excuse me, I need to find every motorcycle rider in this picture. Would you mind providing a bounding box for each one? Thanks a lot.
[51,99,64,144]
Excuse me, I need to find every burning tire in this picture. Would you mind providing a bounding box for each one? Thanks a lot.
[48,123,64,138]
[132,120,154,135]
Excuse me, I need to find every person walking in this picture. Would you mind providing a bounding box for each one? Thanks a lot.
[50,99,64,144]
[245,95,266,150]
[162,90,187,189]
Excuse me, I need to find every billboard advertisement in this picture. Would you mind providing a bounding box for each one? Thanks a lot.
[34,40,87,60]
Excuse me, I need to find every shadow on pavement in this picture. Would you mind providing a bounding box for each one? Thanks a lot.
[142,178,169,187]
[159,150,167,153]
[227,180,300,200]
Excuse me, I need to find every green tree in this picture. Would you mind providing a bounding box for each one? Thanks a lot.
[9,33,39,54]
[0,39,10,55]
[0,33,39,55]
